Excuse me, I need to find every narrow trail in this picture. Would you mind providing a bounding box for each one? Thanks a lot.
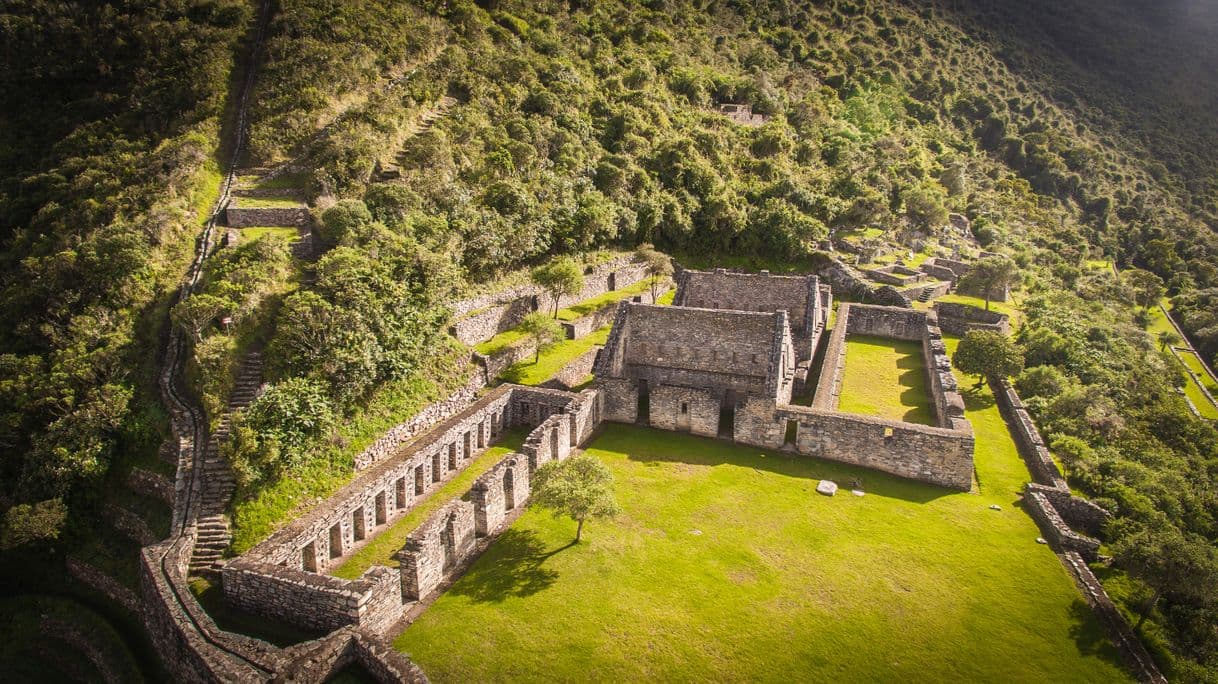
[150,0,277,675]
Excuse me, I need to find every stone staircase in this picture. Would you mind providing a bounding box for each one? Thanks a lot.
[378,97,457,180]
[189,352,264,576]
[917,286,935,303]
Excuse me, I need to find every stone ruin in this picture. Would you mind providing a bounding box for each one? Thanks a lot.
[222,384,602,634]
[715,103,769,126]
[595,269,976,490]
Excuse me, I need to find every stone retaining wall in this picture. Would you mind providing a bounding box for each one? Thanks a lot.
[843,302,927,340]
[1025,491,1101,561]
[562,300,619,339]
[991,378,1068,488]
[224,206,308,228]
[353,373,484,471]
[934,301,1010,336]
[547,346,600,390]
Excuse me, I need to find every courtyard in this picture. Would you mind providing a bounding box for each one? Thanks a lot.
[393,383,1129,682]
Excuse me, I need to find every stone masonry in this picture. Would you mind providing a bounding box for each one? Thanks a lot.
[595,277,976,490]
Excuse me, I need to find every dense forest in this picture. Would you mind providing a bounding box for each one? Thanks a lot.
[2,0,1218,679]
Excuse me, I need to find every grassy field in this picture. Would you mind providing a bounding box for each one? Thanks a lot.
[394,395,1129,681]
[1146,302,1218,419]
[556,279,655,321]
[235,195,305,208]
[332,429,530,580]
[838,335,934,425]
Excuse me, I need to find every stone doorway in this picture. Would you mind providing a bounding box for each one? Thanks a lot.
[503,467,515,511]
[441,514,456,571]
[637,379,650,425]
[676,401,691,432]
[719,391,737,439]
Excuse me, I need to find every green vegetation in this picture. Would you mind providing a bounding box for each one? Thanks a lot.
[241,226,301,242]
[556,279,653,321]
[0,594,145,682]
[500,326,611,386]
[394,422,1127,681]
[953,330,1025,390]
[838,335,933,425]
[332,429,530,580]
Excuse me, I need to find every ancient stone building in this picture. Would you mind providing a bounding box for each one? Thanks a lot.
[595,273,975,490]
[673,268,830,363]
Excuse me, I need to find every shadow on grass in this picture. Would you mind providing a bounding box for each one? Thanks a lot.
[447,528,572,603]
[608,424,954,505]
[961,386,997,411]
[1067,599,1128,667]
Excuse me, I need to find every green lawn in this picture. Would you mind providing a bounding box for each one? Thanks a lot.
[499,326,610,386]
[556,279,655,321]
[394,396,1129,681]
[241,226,300,242]
[332,429,530,580]
[837,335,935,425]
[1145,303,1218,419]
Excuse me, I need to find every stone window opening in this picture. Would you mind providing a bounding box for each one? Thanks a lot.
[395,477,407,509]
[302,542,318,573]
[328,524,343,559]
[441,513,457,570]
[448,442,457,471]
[463,431,472,459]
[352,507,367,541]
[477,420,487,449]
[503,467,516,511]
[415,465,425,495]
[375,491,387,526]
[883,427,895,443]
[681,402,689,415]
[550,427,559,461]
[431,453,441,483]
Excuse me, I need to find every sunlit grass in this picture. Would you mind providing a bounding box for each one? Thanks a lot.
[837,335,934,425]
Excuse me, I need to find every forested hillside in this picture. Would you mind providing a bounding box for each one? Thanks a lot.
[2,0,1218,680]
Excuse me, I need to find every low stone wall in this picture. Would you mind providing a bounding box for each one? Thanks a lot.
[1025,491,1101,561]
[812,310,850,410]
[275,627,426,684]
[353,373,485,471]
[991,378,1068,489]
[450,297,537,346]
[397,500,477,601]
[546,346,599,390]
[562,301,619,339]
[934,301,1010,336]
[1027,483,1111,537]
[734,397,975,490]
[224,205,307,228]
[128,467,175,506]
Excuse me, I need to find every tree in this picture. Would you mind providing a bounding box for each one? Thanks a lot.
[959,256,1018,311]
[319,199,373,246]
[1158,329,1182,351]
[519,312,562,363]
[0,498,68,550]
[531,257,585,318]
[1111,521,1218,630]
[636,244,674,303]
[952,329,1024,389]
[530,455,621,542]
[171,293,232,342]
[1123,268,1165,311]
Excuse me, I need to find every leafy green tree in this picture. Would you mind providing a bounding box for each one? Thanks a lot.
[519,312,563,363]
[0,498,67,550]
[952,330,1024,389]
[1158,329,1182,351]
[531,258,585,318]
[171,293,232,342]
[901,182,949,231]
[319,199,373,246]
[960,256,1019,311]
[1111,521,1218,630]
[530,454,621,542]
[1123,268,1165,311]
[636,244,674,303]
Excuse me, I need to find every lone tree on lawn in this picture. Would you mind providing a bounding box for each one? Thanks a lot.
[959,256,1018,311]
[1158,329,1182,351]
[1123,268,1165,312]
[519,312,562,363]
[636,243,674,303]
[952,329,1023,390]
[531,257,585,318]
[530,454,621,542]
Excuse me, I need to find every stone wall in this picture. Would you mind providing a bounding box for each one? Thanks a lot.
[562,300,619,339]
[673,269,825,361]
[353,373,484,471]
[470,455,531,536]
[991,378,1068,489]
[734,397,975,490]
[1027,483,1112,537]
[842,302,927,340]
[649,384,720,437]
[812,312,850,410]
[222,385,600,635]
[546,346,599,391]
[447,256,649,344]
[224,206,308,228]
[934,302,1010,336]
[1025,491,1101,561]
